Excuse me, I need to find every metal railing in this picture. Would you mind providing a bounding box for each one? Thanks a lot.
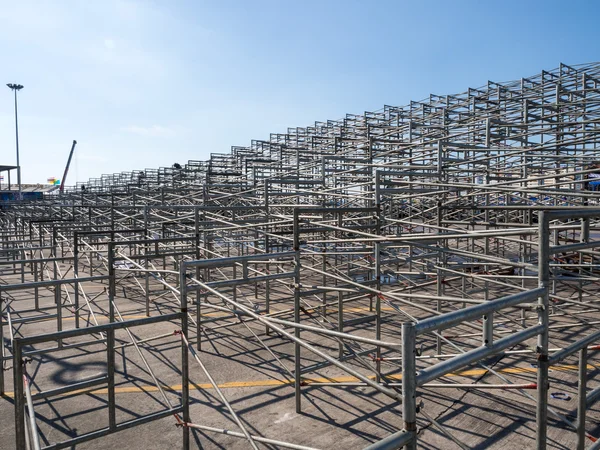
[370,208,600,450]
[12,312,188,450]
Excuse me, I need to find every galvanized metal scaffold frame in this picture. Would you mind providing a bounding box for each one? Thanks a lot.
[2,62,600,449]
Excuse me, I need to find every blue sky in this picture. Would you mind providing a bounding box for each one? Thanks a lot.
[1,0,599,184]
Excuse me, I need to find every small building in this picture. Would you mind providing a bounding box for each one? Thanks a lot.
[0,165,59,205]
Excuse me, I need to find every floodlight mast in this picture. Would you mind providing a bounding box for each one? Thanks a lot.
[7,83,24,197]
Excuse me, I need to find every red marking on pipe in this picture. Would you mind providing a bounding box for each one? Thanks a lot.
[173,329,182,336]
[589,345,600,350]
[520,383,538,390]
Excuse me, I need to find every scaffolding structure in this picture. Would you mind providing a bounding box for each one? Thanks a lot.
[2,62,600,449]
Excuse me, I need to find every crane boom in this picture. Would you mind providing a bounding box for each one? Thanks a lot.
[59,140,77,194]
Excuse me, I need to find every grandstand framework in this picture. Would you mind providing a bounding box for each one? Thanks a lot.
[2,62,600,449]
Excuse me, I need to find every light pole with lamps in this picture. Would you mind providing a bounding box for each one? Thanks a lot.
[7,83,24,197]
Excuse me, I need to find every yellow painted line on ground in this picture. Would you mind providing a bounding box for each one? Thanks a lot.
[28,306,394,325]
[2,363,590,399]
[33,313,226,324]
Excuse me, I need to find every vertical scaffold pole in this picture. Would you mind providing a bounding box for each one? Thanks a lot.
[293,208,301,413]
[402,321,417,450]
[14,340,26,449]
[107,243,116,431]
[180,264,190,449]
[536,211,550,449]
[576,347,587,450]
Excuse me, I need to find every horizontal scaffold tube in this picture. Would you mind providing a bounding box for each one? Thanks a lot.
[363,429,414,450]
[415,287,545,335]
[416,324,544,386]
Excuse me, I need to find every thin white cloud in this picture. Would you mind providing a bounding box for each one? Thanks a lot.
[0,1,169,80]
[78,152,109,163]
[122,125,178,137]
